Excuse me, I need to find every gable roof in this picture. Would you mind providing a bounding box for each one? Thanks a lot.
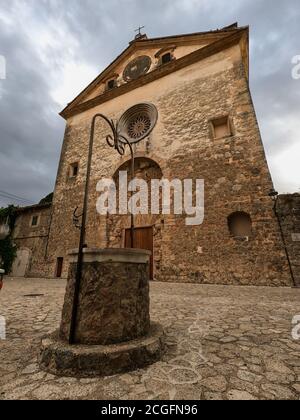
[60,23,249,120]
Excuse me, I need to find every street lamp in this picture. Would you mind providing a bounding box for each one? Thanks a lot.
[268,189,296,287]
[269,188,279,201]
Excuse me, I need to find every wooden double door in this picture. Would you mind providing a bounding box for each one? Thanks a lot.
[125,226,154,280]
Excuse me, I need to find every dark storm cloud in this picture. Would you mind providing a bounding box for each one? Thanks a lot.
[0,2,65,206]
[0,0,299,207]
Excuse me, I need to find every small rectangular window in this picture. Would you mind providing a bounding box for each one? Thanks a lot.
[161,53,172,65]
[70,163,79,178]
[31,215,39,227]
[211,116,232,139]
[107,79,116,90]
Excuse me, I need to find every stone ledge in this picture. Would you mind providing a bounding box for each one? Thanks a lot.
[68,248,152,264]
[39,322,165,378]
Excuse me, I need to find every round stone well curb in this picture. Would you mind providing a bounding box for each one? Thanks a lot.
[39,322,165,378]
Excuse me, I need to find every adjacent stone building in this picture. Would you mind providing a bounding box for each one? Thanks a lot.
[277,194,300,287]
[10,24,298,286]
[11,203,52,278]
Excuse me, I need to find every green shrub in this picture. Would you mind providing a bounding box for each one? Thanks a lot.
[0,236,17,273]
[0,205,18,274]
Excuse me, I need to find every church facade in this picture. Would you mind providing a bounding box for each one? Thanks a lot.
[11,24,296,286]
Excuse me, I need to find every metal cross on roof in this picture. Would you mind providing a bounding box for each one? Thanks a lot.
[134,26,145,37]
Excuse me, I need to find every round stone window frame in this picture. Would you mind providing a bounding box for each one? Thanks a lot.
[123,55,152,82]
[118,103,158,145]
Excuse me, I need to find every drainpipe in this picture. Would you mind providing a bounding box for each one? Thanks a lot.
[269,189,297,288]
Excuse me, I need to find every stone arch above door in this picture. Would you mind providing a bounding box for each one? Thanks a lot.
[110,152,169,179]
[107,156,165,280]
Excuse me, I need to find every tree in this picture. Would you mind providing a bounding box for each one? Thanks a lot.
[39,192,53,205]
[0,205,17,274]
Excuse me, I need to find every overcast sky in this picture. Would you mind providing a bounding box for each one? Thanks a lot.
[0,0,299,207]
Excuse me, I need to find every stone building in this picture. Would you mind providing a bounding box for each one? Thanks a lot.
[9,24,298,286]
[277,194,300,287]
[11,203,52,278]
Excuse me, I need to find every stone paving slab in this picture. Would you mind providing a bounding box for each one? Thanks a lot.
[0,278,300,400]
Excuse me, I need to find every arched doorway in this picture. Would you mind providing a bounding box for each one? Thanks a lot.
[107,157,164,280]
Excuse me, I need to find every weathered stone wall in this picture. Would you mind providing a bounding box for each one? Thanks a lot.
[277,194,300,287]
[12,205,52,278]
[46,43,292,286]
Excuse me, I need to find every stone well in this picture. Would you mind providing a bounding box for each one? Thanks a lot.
[39,248,165,377]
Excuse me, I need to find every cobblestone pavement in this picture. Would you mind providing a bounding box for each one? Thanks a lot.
[0,278,300,400]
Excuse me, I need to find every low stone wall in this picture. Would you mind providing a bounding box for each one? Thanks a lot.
[277,194,300,287]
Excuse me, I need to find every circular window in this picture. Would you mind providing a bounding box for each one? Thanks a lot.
[127,114,151,140]
[123,56,152,82]
[118,103,158,144]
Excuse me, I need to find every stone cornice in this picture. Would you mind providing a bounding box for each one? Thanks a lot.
[60,28,248,120]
